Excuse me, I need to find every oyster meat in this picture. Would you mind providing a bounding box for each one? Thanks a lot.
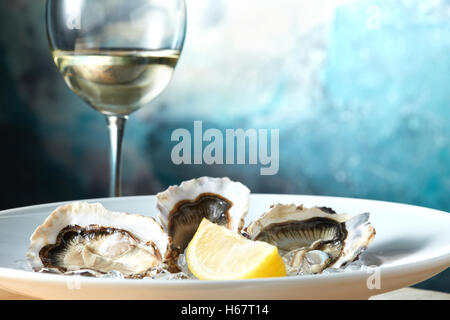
[245,204,376,275]
[157,177,250,266]
[27,202,168,278]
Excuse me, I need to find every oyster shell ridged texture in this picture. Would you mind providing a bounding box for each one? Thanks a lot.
[246,204,376,275]
[26,202,168,278]
[157,177,250,261]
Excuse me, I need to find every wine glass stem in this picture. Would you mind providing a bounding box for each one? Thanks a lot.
[106,115,128,197]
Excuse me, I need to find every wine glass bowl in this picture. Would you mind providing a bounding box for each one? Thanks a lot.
[46,0,187,196]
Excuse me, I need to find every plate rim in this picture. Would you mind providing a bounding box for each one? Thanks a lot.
[0,252,449,287]
[1,193,449,216]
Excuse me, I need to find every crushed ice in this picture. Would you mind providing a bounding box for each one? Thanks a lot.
[14,252,377,279]
[11,260,33,272]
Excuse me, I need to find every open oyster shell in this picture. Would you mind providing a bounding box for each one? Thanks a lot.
[157,177,250,267]
[27,202,168,278]
[245,204,376,275]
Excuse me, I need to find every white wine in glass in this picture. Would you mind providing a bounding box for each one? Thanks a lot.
[52,49,180,115]
[46,0,187,196]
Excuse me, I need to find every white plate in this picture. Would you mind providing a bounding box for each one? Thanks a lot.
[0,194,448,300]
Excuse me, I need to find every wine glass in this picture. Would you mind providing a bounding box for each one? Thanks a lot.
[46,0,187,197]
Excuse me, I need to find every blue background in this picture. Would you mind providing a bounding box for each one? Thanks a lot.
[0,0,448,292]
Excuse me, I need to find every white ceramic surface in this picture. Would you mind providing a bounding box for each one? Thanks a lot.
[0,194,448,300]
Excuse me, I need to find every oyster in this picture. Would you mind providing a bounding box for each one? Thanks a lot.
[27,202,168,278]
[157,177,250,266]
[245,204,376,275]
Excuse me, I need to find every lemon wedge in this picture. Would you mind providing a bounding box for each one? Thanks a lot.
[186,218,286,280]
